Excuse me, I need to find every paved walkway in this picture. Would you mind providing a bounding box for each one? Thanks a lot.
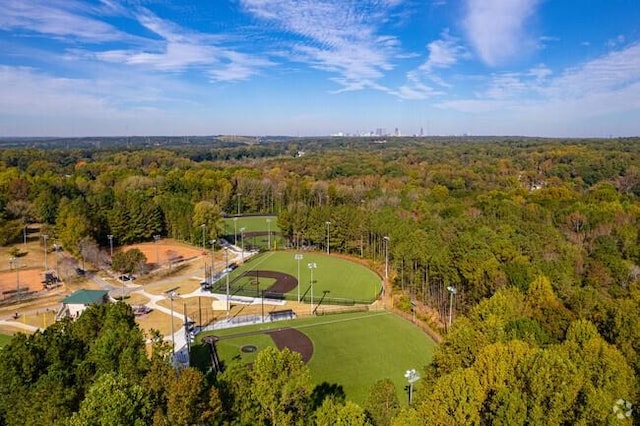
[128,246,262,367]
[0,319,42,333]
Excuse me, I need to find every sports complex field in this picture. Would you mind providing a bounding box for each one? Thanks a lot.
[214,251,382,304]
[196,311,436,404]
[221,216,284,250]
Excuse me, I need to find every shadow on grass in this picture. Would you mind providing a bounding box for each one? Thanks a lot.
[310,382,346,410]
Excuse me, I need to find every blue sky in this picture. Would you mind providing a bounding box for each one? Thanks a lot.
[1,0,639,137]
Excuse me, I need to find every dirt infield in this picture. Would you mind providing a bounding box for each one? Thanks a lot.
[125,241,203,266]
[240,270,297,293]
[216,326,314,363]
[267,327,314,363]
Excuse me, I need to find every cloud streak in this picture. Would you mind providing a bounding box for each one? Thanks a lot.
[240,0,403,92]
[437,43,640,135]
[464,0,540,67]
[394,31,468,100]
[93,8,273,81]
[0,0,128,42]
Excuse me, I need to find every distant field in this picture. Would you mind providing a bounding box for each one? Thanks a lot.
[197,311,436,404]
[0,334,12,349]
[221,216,285,250]
[222,216,280,234]
[224,251,381,303]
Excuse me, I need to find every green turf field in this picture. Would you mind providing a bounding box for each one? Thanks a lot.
[0,334,12,349]
[198,311,436,404]
[222,216,280,234]
[222,216,285,250]
[225,251,382,303]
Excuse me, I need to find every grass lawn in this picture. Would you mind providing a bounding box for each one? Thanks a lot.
[221,216,285,250]
[222,216,280,234]
[0,333,12,349]
[226,251,381,303]
[228,274,277,295]
[197,311,436,404]
[216,333,275,365]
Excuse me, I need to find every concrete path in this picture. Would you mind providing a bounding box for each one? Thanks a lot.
[0,319,42,333]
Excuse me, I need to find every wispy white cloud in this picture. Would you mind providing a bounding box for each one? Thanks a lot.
[438,43,640,134]
[2,1,272,83]
[240,0,404,92]
[91,8,273,81]
[394,31,468,99]
[0,0,128,42]
[464,0,540,67]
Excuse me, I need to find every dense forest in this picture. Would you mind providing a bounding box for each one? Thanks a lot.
[0,137,639,424]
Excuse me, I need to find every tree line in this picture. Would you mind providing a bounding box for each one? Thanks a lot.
[1,137,639,422]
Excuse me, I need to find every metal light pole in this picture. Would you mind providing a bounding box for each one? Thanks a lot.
[209,239,215,284]
[266,218,271,250]
[54,239,60,278]
[42,234,49,271]
[325,221,331,255]
[121,274,126,300]
[10,257,20,294]
[383,236,390,282]
[225,248,230,315]
[233,217,238,246]
[168,291,176,356]
[404,369,420,405]
[154,235,160,265]
[107,234,114,257]
[308,262,317,313]
[295,254,303,302]
[240,227,245,261]
[447,286,457,329]
[200,223,206,252]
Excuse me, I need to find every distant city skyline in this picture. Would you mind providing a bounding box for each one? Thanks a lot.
[1,0,639,138]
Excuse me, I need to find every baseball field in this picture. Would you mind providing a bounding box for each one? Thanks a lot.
[217,251,382,304]
[196,311,436,404]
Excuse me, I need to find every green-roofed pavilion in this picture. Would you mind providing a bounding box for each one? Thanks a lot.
[58,289,109,319]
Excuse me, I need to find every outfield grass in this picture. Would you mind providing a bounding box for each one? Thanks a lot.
[0,334,12,349]
[198,311,436,404]
[226,251,381,303]
[222,216,280,234]
[221,216,286,250]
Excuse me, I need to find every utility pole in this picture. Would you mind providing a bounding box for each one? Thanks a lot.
[107,234,114,257]
[383,236,390,282]
[325,221,331,255]
[225,248,230,315]
[43,234,49,271]
[266,218,271,250]
[308,262,317,314]
[295,254,303,302]
[447,286,457,329]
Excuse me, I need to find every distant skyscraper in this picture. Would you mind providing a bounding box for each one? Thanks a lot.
[420,127,424,137]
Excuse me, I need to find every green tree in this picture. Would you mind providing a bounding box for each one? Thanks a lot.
[66,373,152,426]
[56,198,91,257]
[314,397,371,426]
[417,368,485,425]
[363,379,399,426]
[111,248,147,275]
[250,347,313,425]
